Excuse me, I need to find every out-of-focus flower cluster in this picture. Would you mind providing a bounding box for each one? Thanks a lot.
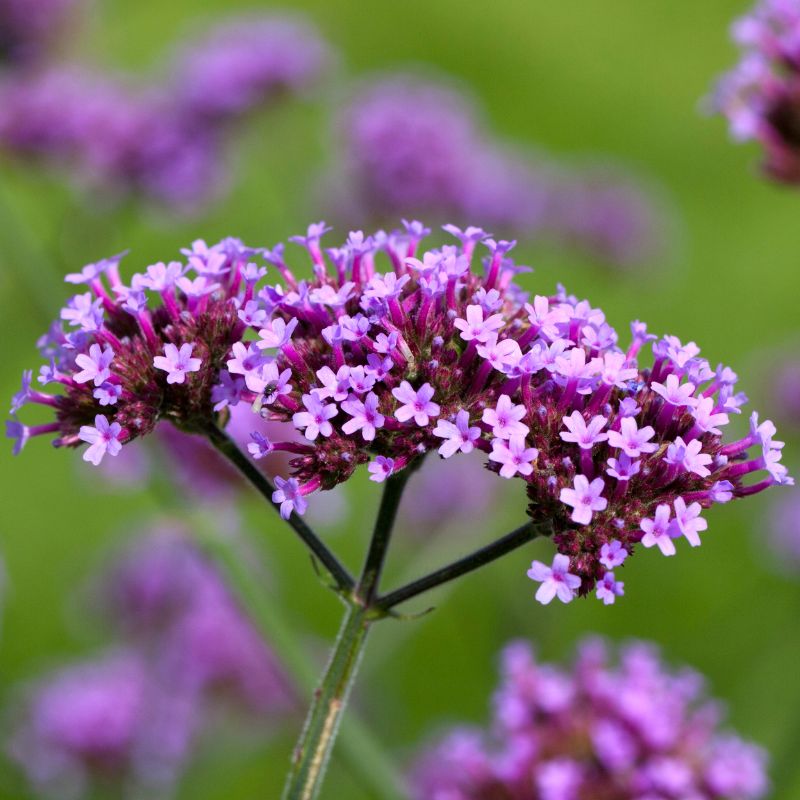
[324,75,665,268]
[0,13,331,212]
[7,221,789,604]
[411,638,769,800]
[0,0,77,65]
[711,0,800,184]
[7,524,295,799]
[769,481,800,567]
[772,357,800,426]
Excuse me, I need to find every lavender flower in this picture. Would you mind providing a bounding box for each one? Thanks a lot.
[325,74,664,267]
[0,13,330,212]
[410,638,769,800]
[7,243,258,461]
[9,221,789,604]
[7,650,195,800]
[169,15,331,122]
[0,66,226,213]
[773,358,800,425]
[103,526,296,711]
[711,0,800,184]
[769,482,800,566]
[0,0,78,64]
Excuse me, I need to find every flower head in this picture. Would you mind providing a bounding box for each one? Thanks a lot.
[0,0,78,64]
[710,0,800,184]
[410,638,769,800]
[9,222,788,604]
[0,15,331,212]
[7,241,262,462]
[326,74,664,267]
[169,15,331,121]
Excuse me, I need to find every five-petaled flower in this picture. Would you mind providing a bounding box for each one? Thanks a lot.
[292,394,338,441]
[392,382,440,427]
[272,476,307,520]
[433,410,482,458]
[560,475,608,525]
[154,343,202,385]
[78,415,124,465]
[527,554,582,605]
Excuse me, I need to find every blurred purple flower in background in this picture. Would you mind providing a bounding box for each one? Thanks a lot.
[398,450,504,535]
[0,0,78,65]
[772,358,800,426]
[101,525,296,712]
[411,638,769,800]
[8,650,195,799]
[711,0,800,184]
[0,14,331,213]
[170,15,332,122]
[769,482,800,566]
[7,524,296,798]
[324,74,665,268]
[0,66,226,213]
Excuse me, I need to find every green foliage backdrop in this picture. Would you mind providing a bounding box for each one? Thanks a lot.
[1,1,799,797]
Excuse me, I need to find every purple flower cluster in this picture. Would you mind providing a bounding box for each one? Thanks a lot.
[0,66,225,213]
[0,15,330,212]
[773,357,800,425]
[0,0,78,65]
[326,75,663,267]
[8,221,789,603]
[170,15,331,121]
[8,526,295,798]
[711,0,800,184]
[8,650,194,799]
[7,242,263,463]
[411,638,769,800]
[769,482,800,566]
[104,527,296,710]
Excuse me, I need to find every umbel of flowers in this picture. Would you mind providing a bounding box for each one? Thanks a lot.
[711,0,800,184]
[411,637,768,800]
[7,221,790,607]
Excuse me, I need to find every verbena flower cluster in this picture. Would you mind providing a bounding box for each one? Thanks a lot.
[8,222,790,604]
[0,14,330,212]
[411,638,769,800]
[769,482,800,567]
[8,525,295,799]
[0,0,77,65]
[326,75,663,268]
[711,0,800,184]
[169,15,331,122]
[773,357,800,425]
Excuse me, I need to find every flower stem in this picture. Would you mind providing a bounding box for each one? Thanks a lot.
[205,424,355,593]
[281,603,373,800]
[282,468,412,800]
[190,516,406,799]
[358,470,411,602]
[377,521,549,610]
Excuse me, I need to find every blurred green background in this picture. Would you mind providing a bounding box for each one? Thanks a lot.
[2,0,800,797]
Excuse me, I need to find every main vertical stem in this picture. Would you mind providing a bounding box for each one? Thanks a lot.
[281,603,372,800]
[282,472,411,800]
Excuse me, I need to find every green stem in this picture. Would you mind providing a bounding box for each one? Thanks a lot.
[377,521,548,611]
[190,518,406,800]
[205,425,355,593]
[282,467,412,800]
[282,603,373,800]
[358,470,411,602]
